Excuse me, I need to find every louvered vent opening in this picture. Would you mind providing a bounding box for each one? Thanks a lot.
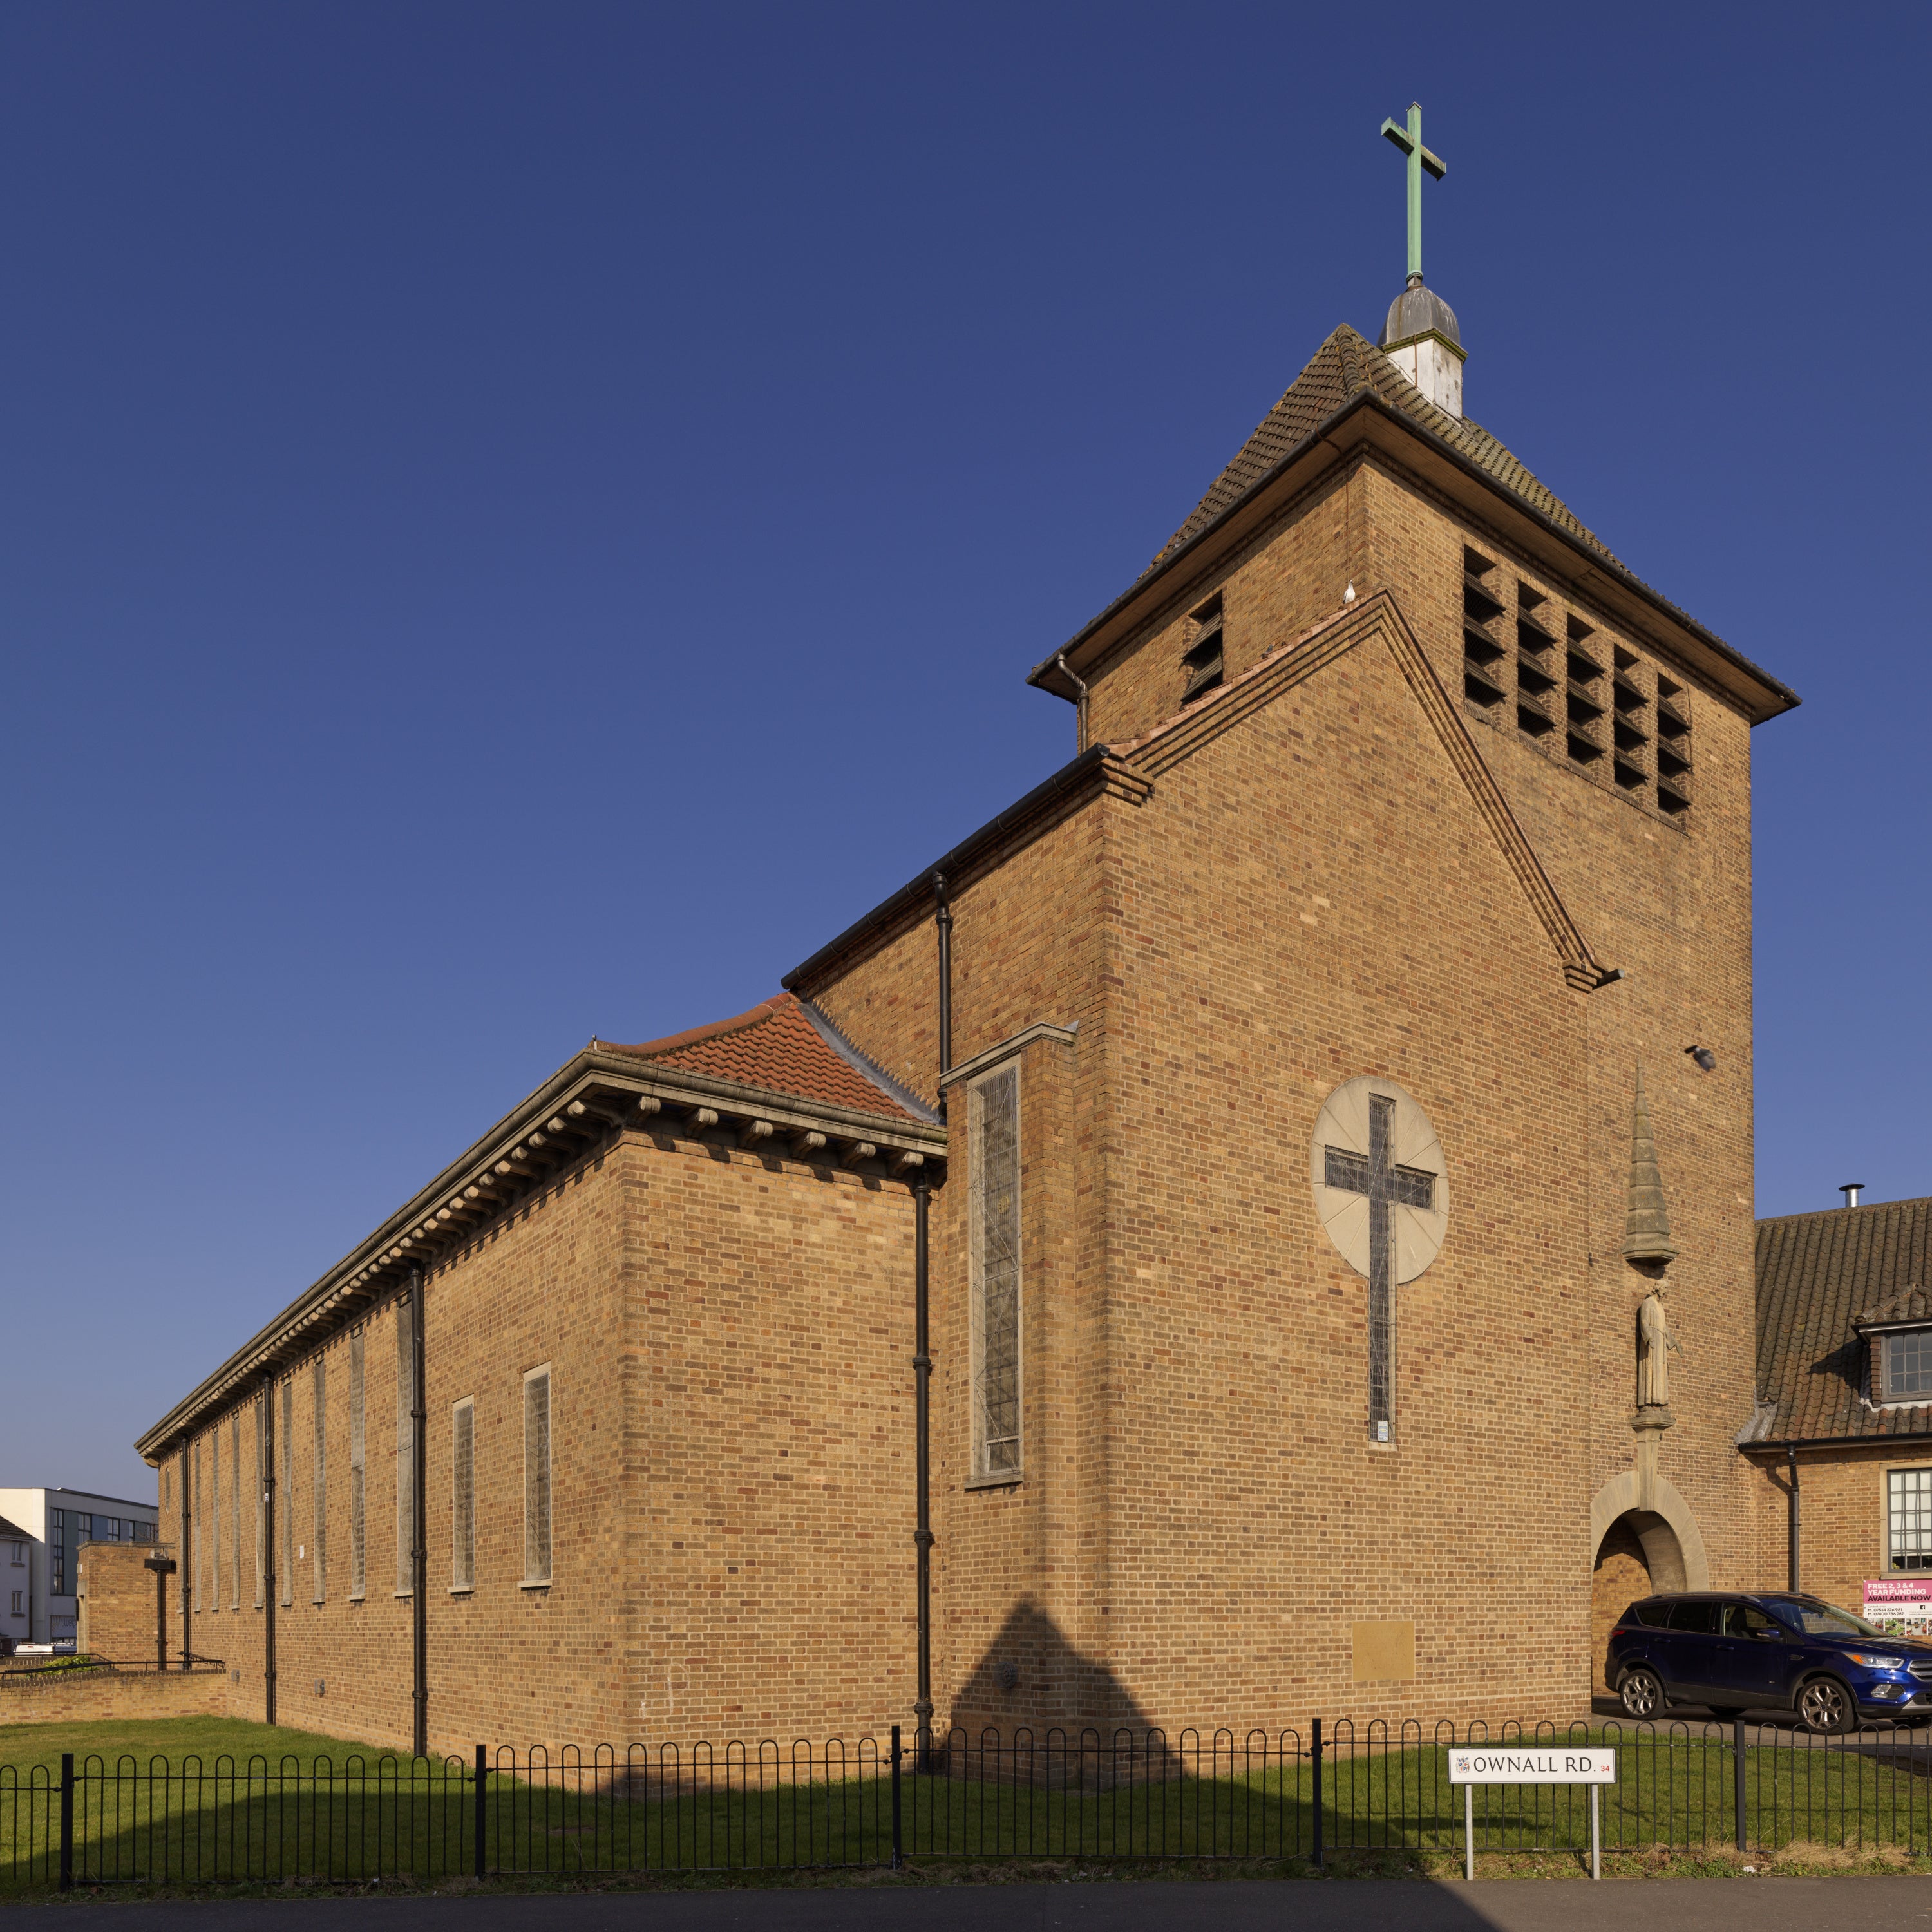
[1515,582,1556,736]
[1181,593,1224,701]
[1462,548,1506,709]
[1655,673,1692,815]
[1564,614,1604,765]
[1610,645,1651,791]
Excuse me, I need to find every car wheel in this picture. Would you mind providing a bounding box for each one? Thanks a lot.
[1619,1666,1665,1719]
[1797,1676,1855,1734]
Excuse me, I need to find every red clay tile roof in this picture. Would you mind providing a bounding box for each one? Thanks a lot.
[1752,1197,1932,1444]
[600,994,927,1124]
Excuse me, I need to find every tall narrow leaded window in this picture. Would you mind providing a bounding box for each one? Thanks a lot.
[396,1299,415,1596]
[192,1440,203,1614]
[230,1412,242,1609]
[349,1329,366,1600]
[209,1427,220,1615]
[969,1064,1022,1481]
[279,1381,294,1608]
[523,1367,552,1585]
[312,1357,327,1604]
[1890,1469,1932,1573]
[451,1398,475,1591]
[254,1396,265,1609]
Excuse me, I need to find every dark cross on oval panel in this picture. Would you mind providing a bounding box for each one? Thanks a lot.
[1324,1094,1436,1438]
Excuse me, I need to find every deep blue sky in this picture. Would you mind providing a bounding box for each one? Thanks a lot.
[3,3,1925,1500]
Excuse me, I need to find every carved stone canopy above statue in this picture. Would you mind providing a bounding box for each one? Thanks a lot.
[1624,1062,1677,1265]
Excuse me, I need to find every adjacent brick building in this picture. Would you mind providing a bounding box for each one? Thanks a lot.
[137,279,1809,1755]
[1744,1196,1932,1631]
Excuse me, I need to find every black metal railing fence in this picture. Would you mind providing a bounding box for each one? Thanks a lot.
[6,1716,1932,1891]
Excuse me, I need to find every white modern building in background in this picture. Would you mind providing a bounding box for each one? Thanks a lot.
[0,1488,158,1647]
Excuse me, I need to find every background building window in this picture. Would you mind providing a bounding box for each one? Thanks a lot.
[1884,1332,1932,1403]
[1889,1468,1932,1571]
[8,1543,21,1567]
[523,1367,551,1585]
[9,1592,19,1616]
[969,1063,1022,1481]
[451,1398,475,1591]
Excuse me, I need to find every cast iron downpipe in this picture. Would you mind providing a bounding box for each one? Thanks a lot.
[913,1173,934,1761]
[933,872,952,1106]
[261,1378,277,1725]
[1787,1445,1801,1593]
[411,1269,428,1760]
[1054,651,1089,755]
[912,872,952,1762]
[144,1553,175,1671]
[177,1443,191,1672]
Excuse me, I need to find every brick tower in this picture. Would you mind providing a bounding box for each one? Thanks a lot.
[790,279,1797,1728]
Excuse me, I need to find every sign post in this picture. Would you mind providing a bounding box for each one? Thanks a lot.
[1447,1746,1617,1882]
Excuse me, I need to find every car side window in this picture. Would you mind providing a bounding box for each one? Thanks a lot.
[1631,1602,1672,1627]
[1723,1604,1783,1640]
[1668,1600,1718,1633]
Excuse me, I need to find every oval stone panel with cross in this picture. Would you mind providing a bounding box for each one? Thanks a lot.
[1309,1076,1448,1437]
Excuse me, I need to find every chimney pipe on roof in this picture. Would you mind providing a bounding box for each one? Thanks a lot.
[1841,1184,1865,1208]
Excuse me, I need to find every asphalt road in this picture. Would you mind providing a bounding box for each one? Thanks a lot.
[5,1879,1932,1929]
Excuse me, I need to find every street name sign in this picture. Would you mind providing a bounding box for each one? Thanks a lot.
[1446,1746,1618,1879]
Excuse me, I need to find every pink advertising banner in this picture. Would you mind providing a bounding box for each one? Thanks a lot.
[1864,1578,1932,1635]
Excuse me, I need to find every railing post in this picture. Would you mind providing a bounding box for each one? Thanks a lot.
[890,1725,903,1870]
[1733,1717,1748,1852]
[58,1752,73,1893]
[473,1744,487,1879]
[1310,1717,1323,1870]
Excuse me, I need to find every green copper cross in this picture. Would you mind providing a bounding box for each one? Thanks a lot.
[1380,102,1446,283]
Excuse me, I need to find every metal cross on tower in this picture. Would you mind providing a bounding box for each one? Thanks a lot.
[1380,102,1446,285]
[1325,1095,1435,1437]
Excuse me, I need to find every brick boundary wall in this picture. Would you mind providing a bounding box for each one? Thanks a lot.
[0,1668,228,1727]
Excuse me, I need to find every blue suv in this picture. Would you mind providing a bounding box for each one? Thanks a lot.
[1607,1593,1932,1732]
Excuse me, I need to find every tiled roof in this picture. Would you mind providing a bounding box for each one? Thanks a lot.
[1153,324,1627,573]
[1752,1197,1932,1443]
[0,1516,28,1542]
[1856,1287,1932,1330]
[600,994,931,1124]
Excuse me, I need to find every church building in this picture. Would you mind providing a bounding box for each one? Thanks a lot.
[135,120,1803,1756]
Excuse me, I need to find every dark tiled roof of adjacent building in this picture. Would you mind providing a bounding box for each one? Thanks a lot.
[0,1517,28,1543]
[1856,1287,1932,1329]
[601,993,933,1124]
[1752,1197,1932,1443]
[1154,324,1625,574]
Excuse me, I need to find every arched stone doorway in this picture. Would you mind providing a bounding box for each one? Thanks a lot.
[1591,1511,1687,1692]
[1587,1472,1709,1697]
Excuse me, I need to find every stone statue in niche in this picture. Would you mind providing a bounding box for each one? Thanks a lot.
[1636,1284,1681,1408]
[1623,1061,1680,1426]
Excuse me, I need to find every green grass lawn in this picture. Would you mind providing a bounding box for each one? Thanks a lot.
[0,1716,391,1780]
